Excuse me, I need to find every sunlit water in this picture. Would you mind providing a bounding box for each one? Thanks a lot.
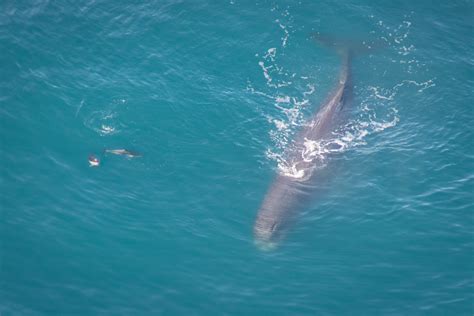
[1,1,473,315]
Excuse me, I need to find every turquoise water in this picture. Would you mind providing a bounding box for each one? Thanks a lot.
[1,0,473,315]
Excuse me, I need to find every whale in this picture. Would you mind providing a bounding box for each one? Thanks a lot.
[254,37,358,250]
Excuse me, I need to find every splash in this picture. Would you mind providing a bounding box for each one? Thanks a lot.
[270,106,400,180]
[100,125,116,135]
[82,98,128,136]
[248,14,435,180]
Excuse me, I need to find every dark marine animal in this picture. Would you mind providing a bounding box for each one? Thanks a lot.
[254,36,364,250]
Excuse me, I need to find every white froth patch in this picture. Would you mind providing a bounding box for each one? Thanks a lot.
[100,125,115,134]
[293,98,309,107]
[275,20,290,47]
[258,61,273,85]
[370,78,436,103]
[331,139,347,151]
[369,86,395,100]
[283,107,302,126]
[264,48,277,60]
[371,115,399,132]
[84,109,121,136]
[265,103,401,177]
[302,139,324,162]
[303,84,315,96]
[273,119,288,131]
[356,129,369,140]
[275,96,290,103]
[403,79,436,92]
[278,162,305,179]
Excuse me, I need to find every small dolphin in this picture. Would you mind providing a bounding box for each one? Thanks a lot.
[104,149,141,158]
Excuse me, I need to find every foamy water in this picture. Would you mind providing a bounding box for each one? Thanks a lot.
[248,16,435,180]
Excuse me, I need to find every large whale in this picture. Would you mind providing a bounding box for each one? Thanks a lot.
[254,37,357,250]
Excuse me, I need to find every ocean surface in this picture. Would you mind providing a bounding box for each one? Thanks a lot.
[1,0,473,315]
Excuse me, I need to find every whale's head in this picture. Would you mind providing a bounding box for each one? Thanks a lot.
[253,175,303,251]
[253,211,284,251]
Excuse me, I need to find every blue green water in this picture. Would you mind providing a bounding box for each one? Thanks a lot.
[1,1,473,315]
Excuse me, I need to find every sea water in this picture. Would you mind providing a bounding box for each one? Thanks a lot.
[1,1,473,315]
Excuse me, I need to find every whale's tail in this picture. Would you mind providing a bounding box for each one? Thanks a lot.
[311,32,384,56]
